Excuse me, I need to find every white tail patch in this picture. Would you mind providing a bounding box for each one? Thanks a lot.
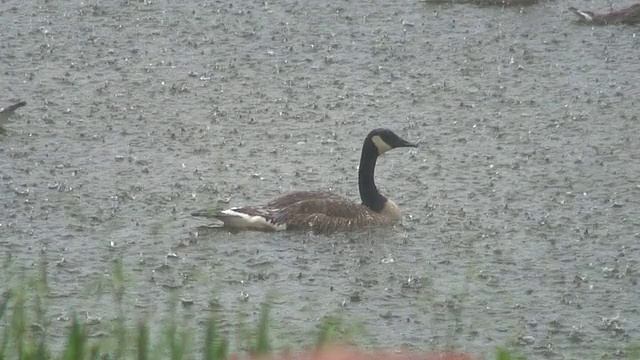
[571,8,594,21]
[371,135,392,154]
[216,209,286,231]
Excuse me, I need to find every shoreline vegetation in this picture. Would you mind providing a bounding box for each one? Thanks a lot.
[0,257,526,360]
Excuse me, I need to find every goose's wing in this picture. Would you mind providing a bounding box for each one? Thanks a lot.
[201,198,363,232]
[271,196,386,232]
[190,192,343,223]
[192,191,390,232]
[266,191,344,209]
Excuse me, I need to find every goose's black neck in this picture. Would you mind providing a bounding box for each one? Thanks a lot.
[358,138,387,213]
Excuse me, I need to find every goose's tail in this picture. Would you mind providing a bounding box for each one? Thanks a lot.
[192,207,283,231]
[190,209,220,219]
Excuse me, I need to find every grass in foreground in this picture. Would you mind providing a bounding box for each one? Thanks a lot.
[0,259,532,360]
[0,285,523,360]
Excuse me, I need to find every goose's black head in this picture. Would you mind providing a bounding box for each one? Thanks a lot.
[366,128,418,156]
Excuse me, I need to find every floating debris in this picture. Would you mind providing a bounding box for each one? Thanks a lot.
[401,19,415,27]
[161,282,183,289]
[517,335,535,345]
[55,257,66,267]
[30,323,45,333]
[402,274,421,288]
[84,312,101,325]
[380,257,395,264]
[48,182,61,190]
[601,314,624,333]
[602,266,618,278]
[180,298,194,306]
[379,311,395,319]
[572,274,587,287]
[14,188,29,196]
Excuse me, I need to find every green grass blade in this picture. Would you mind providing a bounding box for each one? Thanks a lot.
[315,316,340,348]
[137,320,149,360]
[496,347,527,360]
[34,339,48,360]
[63,316,85,360]
[203,318,227,360]
[252,303,270,355]
[10,289,26,359]
[88,344,101,360]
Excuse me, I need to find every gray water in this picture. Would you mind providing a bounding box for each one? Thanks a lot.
[1,0,639,358]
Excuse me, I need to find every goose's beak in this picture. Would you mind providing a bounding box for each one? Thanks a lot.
[399,139,418,148]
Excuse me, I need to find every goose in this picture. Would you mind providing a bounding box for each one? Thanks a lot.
[569,3,640,25]
[0,101,26,134]
[191,128,417,232]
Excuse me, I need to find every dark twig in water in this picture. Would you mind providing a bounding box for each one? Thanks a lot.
[0,101,27,134]
[422,0,540,6]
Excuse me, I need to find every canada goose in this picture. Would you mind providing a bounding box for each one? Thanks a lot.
[569,3,640,25]
[0,101,26,134]
[191,128,418,232]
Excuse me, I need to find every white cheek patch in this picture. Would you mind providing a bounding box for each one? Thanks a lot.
[371,135,393,154]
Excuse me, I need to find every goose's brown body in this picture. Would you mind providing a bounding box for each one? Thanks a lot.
[199,191,401,232]
[192,128,416,233]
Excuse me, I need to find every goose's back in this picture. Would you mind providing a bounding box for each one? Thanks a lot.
[267,191,396,232]
[266,191,344,209]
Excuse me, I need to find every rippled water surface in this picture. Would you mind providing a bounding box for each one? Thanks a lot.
[1,0,639,358]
